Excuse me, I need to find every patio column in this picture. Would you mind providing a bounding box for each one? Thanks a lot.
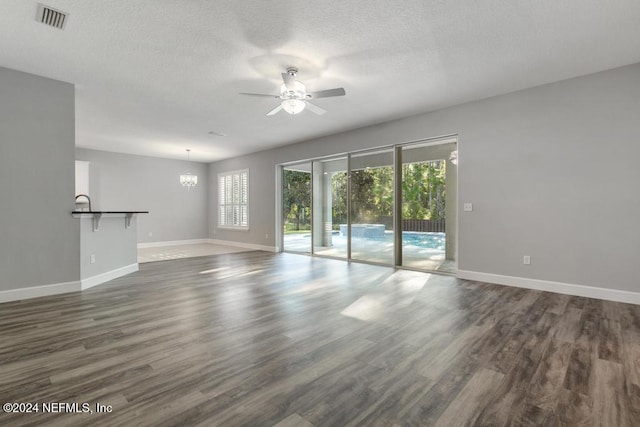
[312,162,333,248]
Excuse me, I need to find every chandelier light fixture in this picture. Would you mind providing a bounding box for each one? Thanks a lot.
[180,149,198,190]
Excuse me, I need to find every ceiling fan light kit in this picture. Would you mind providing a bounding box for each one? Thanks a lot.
[281,99,306,114]
[241,67,345,116]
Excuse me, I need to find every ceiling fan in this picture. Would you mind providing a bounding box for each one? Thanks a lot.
[240,67,346,116]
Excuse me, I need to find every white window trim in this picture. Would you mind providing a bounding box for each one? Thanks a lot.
[217,169,249,230]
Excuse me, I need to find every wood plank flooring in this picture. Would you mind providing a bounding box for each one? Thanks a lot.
[1,251,639,426]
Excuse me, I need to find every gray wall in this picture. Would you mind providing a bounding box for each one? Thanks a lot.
[75,148,209,244]
[210,62,640,293]
[0,67,79,291]
[80,217,137,280]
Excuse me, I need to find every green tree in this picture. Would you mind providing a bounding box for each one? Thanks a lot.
[372,167,394,218]
[350,168,376,222]
[282,170,311,231]
[324,160,447,228]
[331,172,348,227]
[401,160,446,220]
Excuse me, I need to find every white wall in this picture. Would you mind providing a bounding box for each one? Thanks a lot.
[75,148,209,244]
[0,67,79,292]
[209,63,640,296]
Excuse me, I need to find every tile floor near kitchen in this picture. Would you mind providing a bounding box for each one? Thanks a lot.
[138,243,252,263]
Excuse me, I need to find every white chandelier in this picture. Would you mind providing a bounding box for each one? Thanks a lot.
[180,149,198,190]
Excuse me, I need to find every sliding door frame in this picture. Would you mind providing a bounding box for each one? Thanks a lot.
[277,133,458,274]
[347,146,396,267]
[394,146,403,266]
[279,161,313,255]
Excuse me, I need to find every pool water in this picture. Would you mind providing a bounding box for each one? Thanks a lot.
[348,231,446,251]
[399,232,446,250]
[293,231,446,251]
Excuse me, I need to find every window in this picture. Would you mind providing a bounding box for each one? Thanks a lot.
[218,169,249,229]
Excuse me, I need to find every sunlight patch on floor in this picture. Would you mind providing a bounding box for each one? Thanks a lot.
[341,270,430,323]
[341,294,389,322]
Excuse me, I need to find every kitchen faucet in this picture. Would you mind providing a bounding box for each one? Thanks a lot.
[75,194,92,211]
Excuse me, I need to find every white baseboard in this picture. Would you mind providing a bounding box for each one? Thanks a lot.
[0,280,81,304]
[208,239,278,253]
[138,239,210,249]
[0,264,140,304]
[81,263,138,290]
[457,270,640,305]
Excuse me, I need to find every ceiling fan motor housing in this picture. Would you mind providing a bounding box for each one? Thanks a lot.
[281,80,306,100]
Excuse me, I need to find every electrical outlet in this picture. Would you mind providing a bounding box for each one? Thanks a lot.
[523,255,531,265]
[265,234,269,239]
[90,254,96,264]
[148,232,153,237]
[463,203,473,212]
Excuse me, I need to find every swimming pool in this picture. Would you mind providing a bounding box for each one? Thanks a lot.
[286,231,446,252]
[346,231,446,251]
[399,232,446,250]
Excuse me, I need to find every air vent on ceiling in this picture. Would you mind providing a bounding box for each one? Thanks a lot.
[37,3,69,30]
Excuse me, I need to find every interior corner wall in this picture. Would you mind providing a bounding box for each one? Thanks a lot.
[209,62,640,294]
[75,148,209,244]
[0,67,79,292]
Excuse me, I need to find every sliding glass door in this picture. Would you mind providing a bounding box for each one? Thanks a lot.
[349,149,395,265]
[280,138,457,273]
[282,163,312,253]
[401,141,457,272]
[312,157,348,259]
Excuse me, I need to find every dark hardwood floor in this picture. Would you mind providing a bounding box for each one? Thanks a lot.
[1,251,639,426]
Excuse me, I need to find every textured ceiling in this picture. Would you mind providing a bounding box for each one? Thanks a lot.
[1,0,639,162]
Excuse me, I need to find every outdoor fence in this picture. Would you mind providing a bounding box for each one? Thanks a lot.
[376,216,446,232]
[402,218,446,232]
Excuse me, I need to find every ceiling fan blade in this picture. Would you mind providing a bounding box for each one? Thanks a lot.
[308,88,346,99]
[281,72,296,92]
[305,102,327,115]
[239,92,279,98]
[266,104,283,116]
